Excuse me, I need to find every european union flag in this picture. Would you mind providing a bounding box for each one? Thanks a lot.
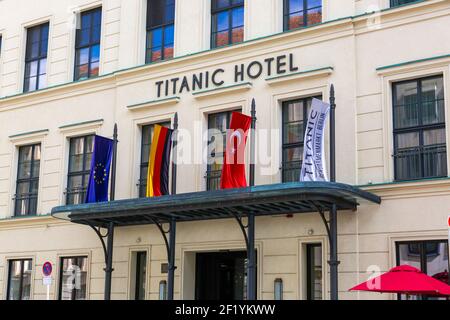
[85,135,114,203]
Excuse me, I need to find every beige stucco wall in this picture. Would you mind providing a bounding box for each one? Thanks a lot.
[0,0,449,300]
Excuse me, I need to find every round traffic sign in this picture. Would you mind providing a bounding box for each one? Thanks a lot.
[448,216,450,227]
[43,261,53,277]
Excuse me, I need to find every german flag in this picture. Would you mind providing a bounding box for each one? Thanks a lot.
[146,125,173,197]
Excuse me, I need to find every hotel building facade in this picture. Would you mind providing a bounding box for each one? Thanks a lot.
[0,0,449,300]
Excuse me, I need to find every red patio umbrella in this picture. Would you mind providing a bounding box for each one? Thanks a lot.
[350,265,450,296]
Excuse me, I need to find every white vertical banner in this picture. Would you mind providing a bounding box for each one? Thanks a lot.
[300,98,330,182]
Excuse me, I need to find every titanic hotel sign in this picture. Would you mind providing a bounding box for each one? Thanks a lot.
[154,53,299,98]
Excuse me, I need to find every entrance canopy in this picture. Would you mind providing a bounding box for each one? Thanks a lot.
[51,182,380,228]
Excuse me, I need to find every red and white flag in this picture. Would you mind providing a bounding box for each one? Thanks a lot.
[220,112,252,189]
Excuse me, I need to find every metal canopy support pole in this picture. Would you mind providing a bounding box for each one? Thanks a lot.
[328,84,340,300]
[166,113,179,300]
[167,218,177,300]
[246,98,257,300]
[104,222,115,300]
[110,124,118,201]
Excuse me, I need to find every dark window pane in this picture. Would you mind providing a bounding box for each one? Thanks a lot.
[307,0,321,9]
[91,45,100,63]
[38,75,47,90]
[139,122,170,197]
[92,26,101,43]
[148,0,165,27]
[79,28,91,46]
[15,144,40,216]
[164,25,174,46]
[282,96,321,182]
[214,0,230,10]
[393,76,446,181]
[7,260,32,300]
[76,47,89,66]
[38,58,47,75]
[307,244,323,300]
[307,7,322,25]
[215,11,229,32]
[391,0,418,7]
[24,23,48,92]
[289,0,303,13]
[151,28,163,47]
[289,12,304,30]
[67,135,94,205]
[75,8,102,80]
[231,27,244,44]
[211,0,244,48]
[284,0,322,31]
[59,257,88,300]
[81,13,91,29]
[397,241,449,300]
[147,0,175,27]
[231,7,244,28]
[214,31,229,48]
[206,111,240,190]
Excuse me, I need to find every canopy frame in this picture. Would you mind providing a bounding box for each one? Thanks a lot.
[52,181,381,300]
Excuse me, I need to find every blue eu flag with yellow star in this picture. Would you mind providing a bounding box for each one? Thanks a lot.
[85,135,114,203]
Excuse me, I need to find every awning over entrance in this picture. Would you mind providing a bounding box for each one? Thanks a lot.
[51,181,380,301]
[51,181,380,227]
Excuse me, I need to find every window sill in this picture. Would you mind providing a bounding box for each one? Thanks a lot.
[0,214,57,226]
[127,97,180,111]
[192,82,252,99]
[266,67,333,85]
[359,176,450,198]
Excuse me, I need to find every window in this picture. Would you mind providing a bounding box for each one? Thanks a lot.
[283,0,322,31]
[396,240,449,300]
[59,256,88,300]
[14,144,41,216]
[75,8,102,81]
[211,0,244,48]
[390,0,418,7]
[66,135,94,205]
[130,251,147,300]
[24,23,49,92]
[139,122,171,197]
[7,259,33,300]
[306,244,323,300]
[0,35,3,58]
[146,0,175,63]
[392,76,446,181]
[282,96,321,182]
[206,109,241,190]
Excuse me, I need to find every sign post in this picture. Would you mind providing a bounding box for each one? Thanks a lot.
[42,261,53,300]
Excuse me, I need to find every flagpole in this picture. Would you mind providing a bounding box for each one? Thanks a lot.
[249,98,256,186]
[247,98,257,300]
[167,112,178,300]
[171,113,178,195]
[329,84,339,301]
[110,123,118,201]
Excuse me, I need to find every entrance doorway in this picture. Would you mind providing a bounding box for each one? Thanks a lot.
[195,251,256,300]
